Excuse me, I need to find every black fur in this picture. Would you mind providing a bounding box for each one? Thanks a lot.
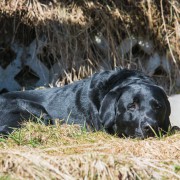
[0,69,171,138]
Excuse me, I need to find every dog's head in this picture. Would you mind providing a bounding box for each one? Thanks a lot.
[98,79,171,138]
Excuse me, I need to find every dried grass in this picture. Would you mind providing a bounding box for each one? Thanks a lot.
[0,123,179,179]
[0,0,180,93]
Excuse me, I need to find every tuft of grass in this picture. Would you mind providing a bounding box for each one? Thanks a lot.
[0,176,12,180]
[174,165,180,173]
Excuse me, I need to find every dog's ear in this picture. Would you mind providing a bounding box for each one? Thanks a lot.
[164,98,171,132]
[87,71,117,130]
[99,90,119,130]
[89,71,126,131]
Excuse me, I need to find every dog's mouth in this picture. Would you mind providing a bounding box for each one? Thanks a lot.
[117,128,158,139]
[116,129,144,139]
[117,132,144,139]
[113,123,167,139]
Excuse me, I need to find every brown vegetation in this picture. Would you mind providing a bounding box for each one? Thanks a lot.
[0,0,179,93]
[0,123,179,179]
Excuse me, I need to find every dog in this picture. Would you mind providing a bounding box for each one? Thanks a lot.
[0,69,171,138]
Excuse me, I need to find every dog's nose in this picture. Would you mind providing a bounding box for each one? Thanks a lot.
[141,122,158,135]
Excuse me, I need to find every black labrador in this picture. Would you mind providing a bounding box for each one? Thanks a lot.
[0,69,171,138]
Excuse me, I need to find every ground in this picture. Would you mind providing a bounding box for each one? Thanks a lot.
[0,122,179,179]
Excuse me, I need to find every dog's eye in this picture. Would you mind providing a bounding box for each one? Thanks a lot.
[127,97,139,111]
[152,102,162,110]
[127,103,136,110]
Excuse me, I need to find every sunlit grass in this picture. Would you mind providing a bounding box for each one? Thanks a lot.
[0,122,179,179]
